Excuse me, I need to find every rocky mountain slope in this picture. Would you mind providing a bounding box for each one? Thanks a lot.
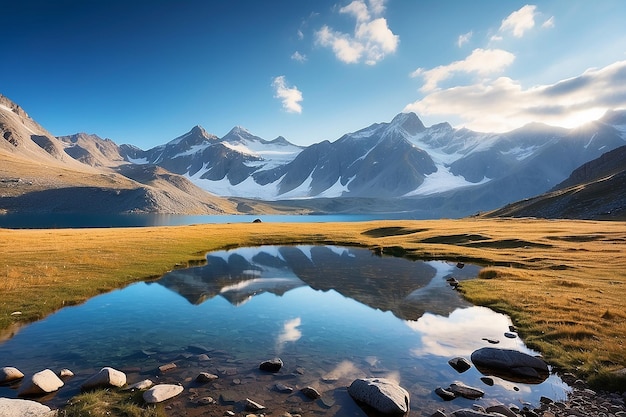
[0,94,241,214]
[485,143,626,220]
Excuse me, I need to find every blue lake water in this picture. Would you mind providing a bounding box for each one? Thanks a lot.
[0,212,418,229]
[0,245,570,416]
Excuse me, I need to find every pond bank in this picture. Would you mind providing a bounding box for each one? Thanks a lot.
[1,219,625,391]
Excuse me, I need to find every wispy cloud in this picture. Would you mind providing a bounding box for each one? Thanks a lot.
[457,31,473,48]
[410,48,515,92]
[272,76,303,114]
[315,0,399,65]
[291,51,307,62]
[404,60,626,132]
[542,16,555,29]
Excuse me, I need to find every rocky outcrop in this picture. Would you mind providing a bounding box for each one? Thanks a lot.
[348,377,410,415]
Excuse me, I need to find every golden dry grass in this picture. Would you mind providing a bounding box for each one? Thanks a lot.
[1,218,625,389]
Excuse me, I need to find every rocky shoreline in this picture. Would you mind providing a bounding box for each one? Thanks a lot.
[1,342,624,417]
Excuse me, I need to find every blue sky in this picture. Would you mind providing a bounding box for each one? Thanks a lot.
[2,0,626,148]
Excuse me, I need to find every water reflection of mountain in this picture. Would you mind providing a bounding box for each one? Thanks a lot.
[155,246,479,320]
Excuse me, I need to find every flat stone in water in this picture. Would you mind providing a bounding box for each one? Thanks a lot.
[448,382,484,399]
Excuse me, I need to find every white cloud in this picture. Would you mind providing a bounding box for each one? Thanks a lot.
[404,60,626,132]
[457,31,473,48]
[272,76,303,114]
[291,51,307,62]
[498,4,537,38]
[315,0,398,65]
[410,48,516,92]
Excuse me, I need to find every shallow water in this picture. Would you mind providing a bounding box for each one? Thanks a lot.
[0,245,569,416]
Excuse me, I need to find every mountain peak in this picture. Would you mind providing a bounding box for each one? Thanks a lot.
[390,112,425,135]
[167,125,216,146]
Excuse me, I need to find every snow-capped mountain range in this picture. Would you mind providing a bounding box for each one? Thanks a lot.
[118,111,626,211]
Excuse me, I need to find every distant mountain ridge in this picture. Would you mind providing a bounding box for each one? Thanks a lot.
[117,110,626,217]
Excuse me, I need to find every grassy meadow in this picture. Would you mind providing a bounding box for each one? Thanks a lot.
[1,219,625,390]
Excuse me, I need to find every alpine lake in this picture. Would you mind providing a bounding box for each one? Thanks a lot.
[0,245,570,416]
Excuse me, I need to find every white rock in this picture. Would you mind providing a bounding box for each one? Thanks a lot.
[348,378,410,415]
[143,384,184,403]
[81,367,126,390]
[0,366,24,384]
[58,369,74,378]
[0,398,54,417]
[18,369,64,396]
[126,379,154,391]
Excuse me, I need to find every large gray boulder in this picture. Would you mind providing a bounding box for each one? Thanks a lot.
[0,398,55,417]
[17,369,64,396]
[81,367,127,391]
[471,347,549,383]
[348,378,410,415]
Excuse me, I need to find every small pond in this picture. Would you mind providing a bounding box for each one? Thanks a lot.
[0,245,570,416]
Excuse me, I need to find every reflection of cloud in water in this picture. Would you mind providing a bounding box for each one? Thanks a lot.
[407,306,525,358]
[276,317,302,353]
[322,360,364,382]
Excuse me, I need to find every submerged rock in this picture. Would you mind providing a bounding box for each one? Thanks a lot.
[259,357,283,372]
[300,386,321,399]
[471,347,549,383]
[18,369,64,396]
[143,384,184,403]
[81,367,127,391]
[196,372,219,383]
[348,377,410,415]
[485,404,519,417]
[245,398,266,411]
[274,383,294,393]
[0,366,24,384]
[452,409,499,417]
[434,386,456,401]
